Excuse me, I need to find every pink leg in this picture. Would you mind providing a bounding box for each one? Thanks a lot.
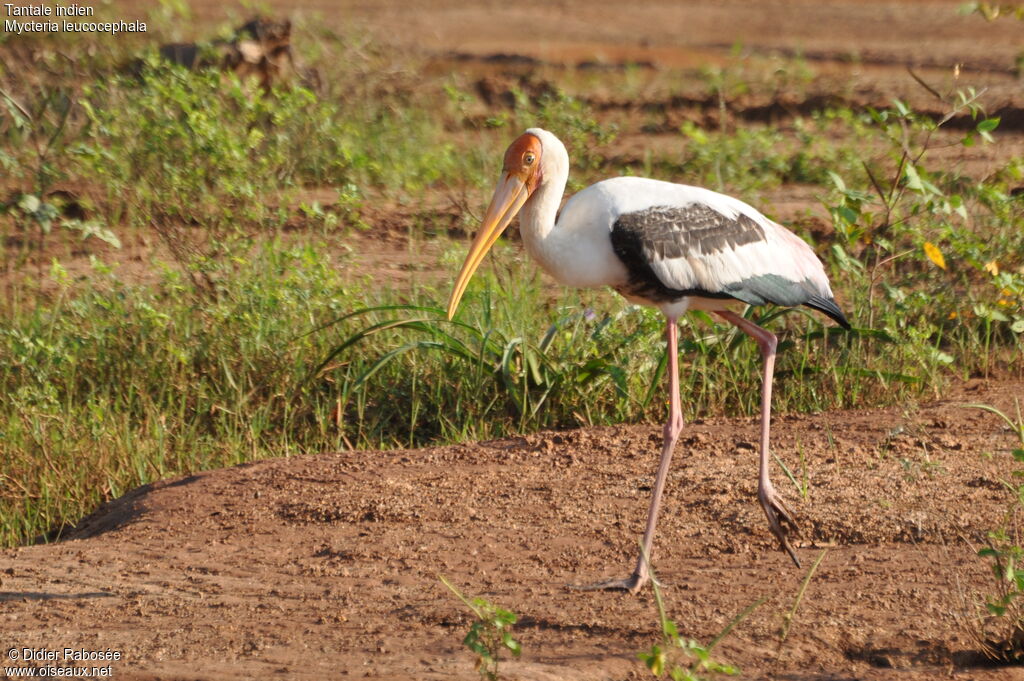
[576,315,683,594]
[717,310,800,567]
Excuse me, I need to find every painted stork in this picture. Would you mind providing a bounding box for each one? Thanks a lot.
[446,128,850,594]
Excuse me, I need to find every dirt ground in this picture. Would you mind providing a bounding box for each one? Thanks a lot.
[5,1,1024,679]
[3,380,1024,680]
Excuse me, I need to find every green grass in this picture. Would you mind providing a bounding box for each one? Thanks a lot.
[0,233,999,547]
[0,17,1022,547]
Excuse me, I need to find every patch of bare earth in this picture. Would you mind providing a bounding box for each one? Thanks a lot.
[2,380,1023,679]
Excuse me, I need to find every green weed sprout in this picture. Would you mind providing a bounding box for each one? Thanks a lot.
[637,553,762,680]
[963,400,1024,660]
[439,575,522,681]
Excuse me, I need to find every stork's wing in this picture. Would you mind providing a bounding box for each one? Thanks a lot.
[610,203,849,327]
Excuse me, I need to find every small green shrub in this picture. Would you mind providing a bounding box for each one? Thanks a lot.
[964,401,1024,661]
[440,576,521,681]
[75,62,321,231]
[637,560,754,681]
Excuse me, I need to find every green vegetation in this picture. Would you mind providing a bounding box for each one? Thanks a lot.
[1,11,1022,548]
[965,401,1024,661]
[440,576,522,680]
[636,547,832,679]
[637,573,752,680]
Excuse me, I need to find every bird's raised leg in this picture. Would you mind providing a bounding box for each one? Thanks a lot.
[716,310,801,567]
[574,315,684,594]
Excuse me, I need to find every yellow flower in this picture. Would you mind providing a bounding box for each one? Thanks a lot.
[984,260,999,276]
[923,242,946,270]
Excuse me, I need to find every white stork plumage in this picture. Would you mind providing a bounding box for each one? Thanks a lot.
[447,128,849,594]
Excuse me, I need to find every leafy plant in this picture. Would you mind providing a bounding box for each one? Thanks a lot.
[964,401,1024,661]
[0,193,120,251]
[0,86,74,197]
[637,561,759,680]
[77,61,312,229]
[826,84,997,323]
[439,576,521,681]
[820,69,1023,383]
[960,2,1024,21]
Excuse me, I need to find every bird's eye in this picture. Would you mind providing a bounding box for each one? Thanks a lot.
[524,152,536,165]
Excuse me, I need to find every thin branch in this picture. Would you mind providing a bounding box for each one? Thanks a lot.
[862,161,887,203]
[906,67,944,102]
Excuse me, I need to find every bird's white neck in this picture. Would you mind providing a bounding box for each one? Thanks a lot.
[518,167,566,244]
[517,128,570,253]
[517,169,571,284]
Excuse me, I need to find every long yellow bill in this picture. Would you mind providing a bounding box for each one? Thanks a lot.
[446,173,531,319]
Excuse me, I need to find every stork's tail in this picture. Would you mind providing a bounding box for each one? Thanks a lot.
[804,294,851,329]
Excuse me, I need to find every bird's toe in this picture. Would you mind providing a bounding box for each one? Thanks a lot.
[759,488,802,567]
[569,572,652,594]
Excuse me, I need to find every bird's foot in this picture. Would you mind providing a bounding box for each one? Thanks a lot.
[568,571,659,594]
[758,483,801,568]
